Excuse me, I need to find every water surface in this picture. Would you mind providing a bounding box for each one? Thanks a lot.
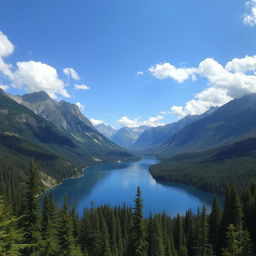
[46,157,219,217]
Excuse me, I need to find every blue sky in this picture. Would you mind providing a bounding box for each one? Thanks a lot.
[0,0,256,128]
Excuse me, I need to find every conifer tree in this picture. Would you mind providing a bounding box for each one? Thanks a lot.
[221,187,243,250]
[147,214,165,256]
[41,194,58,256]
[21,160,41,256]
[209,197,221,255]
[129,187,147,256]
[57,197,82,256]
[174,214,185,251]
[196,206,214,256]
[0,195,26,255]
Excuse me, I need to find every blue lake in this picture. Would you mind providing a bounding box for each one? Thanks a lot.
[46,157,220,217]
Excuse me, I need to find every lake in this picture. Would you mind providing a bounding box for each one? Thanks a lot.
[46,157,220,217]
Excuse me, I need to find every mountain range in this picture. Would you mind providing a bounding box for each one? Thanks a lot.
[0,89,136,191]
[156,94,256,158]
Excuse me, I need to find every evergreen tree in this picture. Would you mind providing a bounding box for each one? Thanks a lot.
[41,194,58,256]
[195,206,214,256]
[57,197,82,256]
[221,187,243,250]
[0,195,26,255]
[129,187,147,256]
[20,161,41,256]
[147,214,165,256]
[174,214,185,250]
[209,197,221,256]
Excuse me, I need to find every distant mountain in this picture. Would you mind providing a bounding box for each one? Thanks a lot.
[156,94,256,158]
[10,91,136,163]
[131,108,216,154]
[111,126,149,149]
[95,123,117,138]
[150,136,256,194]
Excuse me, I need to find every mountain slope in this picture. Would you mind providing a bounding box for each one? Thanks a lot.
[11,91,136,163]
[150,136,256,194]
[95,123,117,138]
[111,126,149,149]
[156,94,256,158]
[131,107,217,154]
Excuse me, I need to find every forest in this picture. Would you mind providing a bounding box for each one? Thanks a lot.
[0,161,256,256]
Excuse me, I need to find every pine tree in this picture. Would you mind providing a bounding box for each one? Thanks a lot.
[174,214,185,251]
[221,187,243,250]
[147,214,165,256]
[57,197,82,256]
[0,195,26,255]
[129,187,147,256]
[209,197,221,256]
[20,160,41,256]
[41,194,58,256]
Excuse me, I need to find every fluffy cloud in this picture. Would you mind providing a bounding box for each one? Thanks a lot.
[13,61,70,99]
[151,56,256,117]
[118,115,165,128]
[0,84,9,91]
[149,62,197,83]
[63,67,80,80]
[0,31,14,58]
[244,0,256,26]
[76,102,85,111]
[90,118,104,126]
[0,31,14,79]
[0,31,73,99]
[171,88,232,117]
[74,84,91,90]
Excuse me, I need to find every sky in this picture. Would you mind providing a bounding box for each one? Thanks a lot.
[0,0,256,128]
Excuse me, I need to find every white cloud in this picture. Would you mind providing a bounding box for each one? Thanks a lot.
[0,31,14,79]
[244,0,256,26]
[118,115,165,128]
[151,56,256,117]
[136,71,144,75]
[0,84,9,91]
[74,84,91,90]
[90,118,104,126]
[76,102,85,111]
[171,88,232,117]
[63,67,80,80]
[12,61,70,99]
[149,62,198,83]
[225,55,256,73]
[0,31,14,58]
[0,31,71,99]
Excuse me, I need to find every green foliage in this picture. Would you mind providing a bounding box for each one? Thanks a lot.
[151,137,256,194]
[129,187,148,256]
[1,161,256,256]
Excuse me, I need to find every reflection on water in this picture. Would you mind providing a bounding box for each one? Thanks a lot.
[45,157,222,217]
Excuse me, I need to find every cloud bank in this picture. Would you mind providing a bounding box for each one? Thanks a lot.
[150,56,256,117]
[118,115,165,128]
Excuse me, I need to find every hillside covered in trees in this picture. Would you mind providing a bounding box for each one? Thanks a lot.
[150,137,256,194]
[1,162,256,256]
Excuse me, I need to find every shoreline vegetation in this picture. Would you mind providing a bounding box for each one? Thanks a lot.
[1,161,256,256]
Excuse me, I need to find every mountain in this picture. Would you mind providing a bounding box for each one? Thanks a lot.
[95,123,117,138]
[156,94,256,158]
[110,126,149,149]
[150,136,256,194]
[131,107,217,154]
[11,91,136,163]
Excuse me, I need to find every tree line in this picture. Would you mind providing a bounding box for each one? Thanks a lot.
[0,161,256,256]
